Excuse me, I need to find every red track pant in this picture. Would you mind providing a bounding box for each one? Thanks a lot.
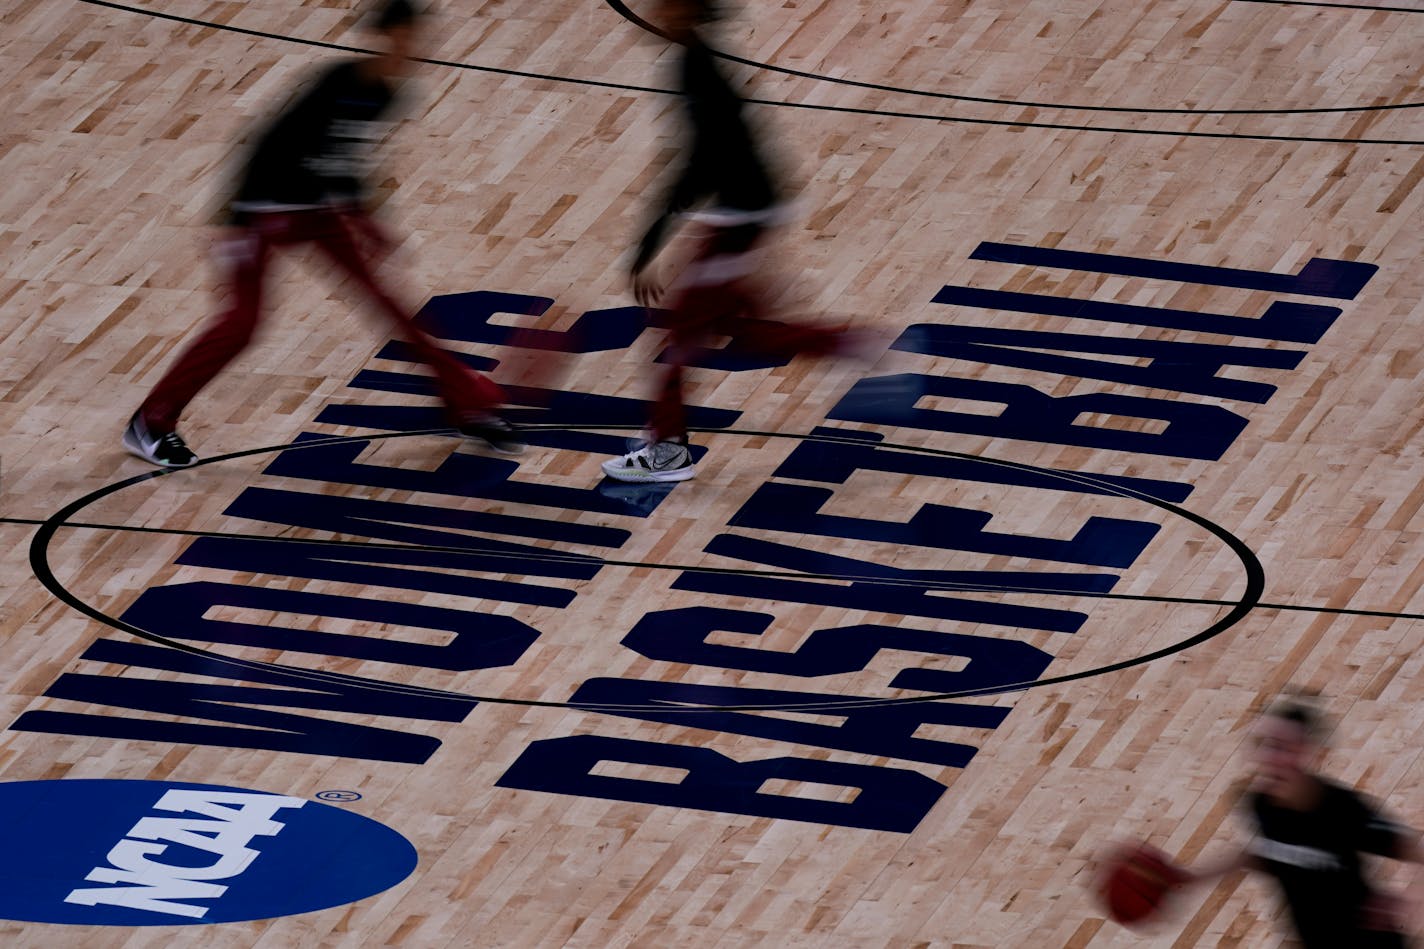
[649,223,846,442]
[140,208,502,432]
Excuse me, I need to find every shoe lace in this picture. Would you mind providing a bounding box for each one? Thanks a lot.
[158,432,188,452]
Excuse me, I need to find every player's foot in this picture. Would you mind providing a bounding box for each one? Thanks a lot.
[122,412,199,468]
[457,414,525,454]
[601,440,696,482]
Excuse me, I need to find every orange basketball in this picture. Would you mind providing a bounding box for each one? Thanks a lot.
[1098,843,1185,925]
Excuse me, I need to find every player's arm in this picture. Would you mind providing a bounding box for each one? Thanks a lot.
[630,155,704,306]
[1398,831,1424,935]
[1379,822,1423,934]
[1177,845,1256,885]
[630,210,672,307]
[1348,794,1422,933]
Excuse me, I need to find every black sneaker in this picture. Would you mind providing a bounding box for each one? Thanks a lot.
[122,412,199,468]
[456,414,525,455]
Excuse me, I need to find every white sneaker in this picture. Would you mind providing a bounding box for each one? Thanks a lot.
[122,412,199,468]
[600,440,697,483]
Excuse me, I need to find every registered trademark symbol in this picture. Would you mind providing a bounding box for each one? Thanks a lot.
[315,789,362,803]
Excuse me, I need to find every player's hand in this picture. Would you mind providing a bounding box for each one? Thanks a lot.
[632,268,663,308]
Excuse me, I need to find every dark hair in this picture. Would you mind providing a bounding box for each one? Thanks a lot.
[697,0,725,21]
[369,0,422,31]
[1267,699,1320,740]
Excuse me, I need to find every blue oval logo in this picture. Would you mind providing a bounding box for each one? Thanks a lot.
[0,779,416,925]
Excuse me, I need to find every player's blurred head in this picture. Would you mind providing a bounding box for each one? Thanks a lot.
[1253,699,1321,796]
[655,0,721,41]
[364,0,426,76]
[1269,700,1318,737]
[369,0,423,31]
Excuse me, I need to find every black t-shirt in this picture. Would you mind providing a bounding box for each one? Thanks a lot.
[1250,780,1407,948]
[633,39,778,272]
[673,40,776,215]
[229,59,396,223]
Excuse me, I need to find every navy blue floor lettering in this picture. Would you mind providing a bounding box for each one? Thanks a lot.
[897,324,1302,403]
[316,393,737,440]
[570,678,1008,769]
[620,608,1053,691]
[262,434,653,518]
[779,430,1194,504]
[829,375,1247,460]
[496,735,945,832]
[374,340,499,372]
[730,482,1159,567]
[226,486,626,551]
[22,242,1364,827]
[123,582,538,671]
[412,291,647,352]
[971,243,1377,300]
[176,536,585,607]
[684,536,1094,629]
[933,287,1340,344]
[11,639,471,763]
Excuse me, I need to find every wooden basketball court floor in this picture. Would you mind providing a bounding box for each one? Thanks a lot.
[3,0,1424,945]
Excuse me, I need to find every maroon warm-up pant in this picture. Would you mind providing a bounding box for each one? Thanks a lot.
[649,223,846,442]
[140,207,502,432]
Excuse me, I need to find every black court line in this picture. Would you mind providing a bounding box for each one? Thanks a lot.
[23,424,1268,714]
[1232,0,1424,13]
[72,0,1424,146]
[3,512,1422,622]
[605,0,1424,116]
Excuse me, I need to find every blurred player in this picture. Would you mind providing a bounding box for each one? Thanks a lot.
[601,0,863,483]
[1180,699,1422,948]
[123,0,520,468]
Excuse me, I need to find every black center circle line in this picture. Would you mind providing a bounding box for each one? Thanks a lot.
[43,509,1237,605]
[605,0,1424,116]
[33,423,1263,714]
[606,0,1424,116]
[8,501,1396,621]
[71,0,1424,146]
[30,429,482,705]
[1233,0,1424,14]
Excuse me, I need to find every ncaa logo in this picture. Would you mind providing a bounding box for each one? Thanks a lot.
[0,779,416,925]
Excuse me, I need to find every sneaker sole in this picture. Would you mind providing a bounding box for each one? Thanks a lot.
[465,437,525,456]
[456,428,525,455]
[600,462,697,483]
[121,431,199,469]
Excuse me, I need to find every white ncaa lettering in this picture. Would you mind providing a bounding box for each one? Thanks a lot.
[151,788,305,829]
[64,789,306,918]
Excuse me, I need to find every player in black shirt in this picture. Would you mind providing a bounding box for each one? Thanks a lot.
[1181,701,1421,947]
[601,0,862,483]
[123,0,519,468]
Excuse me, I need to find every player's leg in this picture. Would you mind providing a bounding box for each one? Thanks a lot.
[125,224,275,467]
[599,357,697,482]
[604,221,842,484]
[720,282,849,359]
[315,209,522,454]
[599,251,729,483]
[708,224,856,360]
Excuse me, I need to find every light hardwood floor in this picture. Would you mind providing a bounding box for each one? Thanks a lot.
[2,0,1423,945]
